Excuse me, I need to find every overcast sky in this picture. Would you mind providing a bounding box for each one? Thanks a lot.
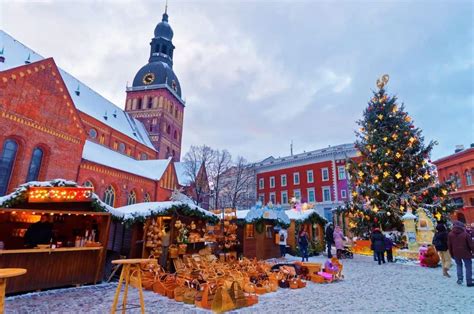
[1,0,473,162]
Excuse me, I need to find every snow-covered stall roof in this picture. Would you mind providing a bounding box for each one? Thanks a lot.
[244,204,290,226]
[236,209,249,220]
[112,201,219,223]
[0,179,113,213]
[285,209,327,225]
[0,30,155,151]
[82,140,170,180]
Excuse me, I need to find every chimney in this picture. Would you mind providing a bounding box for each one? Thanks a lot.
[455,145,464,153]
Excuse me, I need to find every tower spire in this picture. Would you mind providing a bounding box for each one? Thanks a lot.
[165,0,168,14]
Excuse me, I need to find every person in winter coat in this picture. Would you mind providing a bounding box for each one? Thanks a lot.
[432,223,452,277]
[278,228,288,258]
[384,236,395,262]
[371,228,386,265]
[448,221,473,286]
[325,223,335,258]
[333,226,345,259]
[298,227,310,262]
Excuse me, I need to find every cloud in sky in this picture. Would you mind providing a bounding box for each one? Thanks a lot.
[1,0,473,162]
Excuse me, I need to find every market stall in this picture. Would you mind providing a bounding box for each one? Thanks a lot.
[285,209,326,253]
[236,204,290,260]
[0,179,112,294]
[111,197,219,269]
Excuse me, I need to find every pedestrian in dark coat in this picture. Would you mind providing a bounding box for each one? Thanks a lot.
[432,223,452,277]
[325,223,334,258]
[371,228,386,265]
[448,221,473,286]
[384,236,394,263]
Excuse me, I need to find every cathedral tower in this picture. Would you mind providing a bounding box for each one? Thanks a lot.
[125,8,184,161]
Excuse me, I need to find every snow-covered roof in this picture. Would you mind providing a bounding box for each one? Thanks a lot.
[112,201,218,221]
[174,162,192,186]
[0,30,155,151]
[236,209,249,219]
[82,140,170,180]
[402,210,417,220]
[285,209,317,221]
[244,204,290,225]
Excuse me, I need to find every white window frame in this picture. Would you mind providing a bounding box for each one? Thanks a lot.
[338,166,346,180]
[307,188,316,203]
[269,192,276,204]
[258,194,265,203]
[294,189,301,201]
[341,189,347,199]
[270,176,275,188]
[322,186,331,202]
[259,178,264,190]
[293,172,300,185]
[322,168,329,181]
[281,174,287,187]
[307,170,314,183]
[281,191,288,204]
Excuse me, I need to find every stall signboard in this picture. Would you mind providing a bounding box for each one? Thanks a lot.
[28,187,93,203]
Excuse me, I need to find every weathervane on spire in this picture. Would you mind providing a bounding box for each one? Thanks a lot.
[165,0,168,14]
[376,74,389,89]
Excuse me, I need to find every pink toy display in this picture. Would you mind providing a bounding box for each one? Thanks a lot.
[419,246,428,267]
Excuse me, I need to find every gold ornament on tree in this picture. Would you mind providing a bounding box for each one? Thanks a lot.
[376,74,390,89]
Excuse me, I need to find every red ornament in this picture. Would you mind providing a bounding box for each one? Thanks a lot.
[410,125,414,128]
[374,218,378,223]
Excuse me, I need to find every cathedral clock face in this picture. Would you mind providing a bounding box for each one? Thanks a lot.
[142,73,155,85]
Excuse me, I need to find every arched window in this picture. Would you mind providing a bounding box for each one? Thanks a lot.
[149,124,153,132]
[26,147,43,182]
[173,130,177,139]
[0,140,18,196]
[103,186,115,207]
[118,143,126,153]
[465,170,473,186]
[143,192,151,202]
[127,190,137,205]
[148,97,153,109]
[166,125,171,134]
[83,181,94,188]
[137,98,143,110]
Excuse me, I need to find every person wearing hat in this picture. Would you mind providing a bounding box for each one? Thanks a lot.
[448,220,473,286]
[371,228,386,265]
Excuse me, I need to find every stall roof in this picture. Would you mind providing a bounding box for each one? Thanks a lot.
[112,201,219,221]
[236,210,249,220]
[285,209,327,222]
[244,205,291,225]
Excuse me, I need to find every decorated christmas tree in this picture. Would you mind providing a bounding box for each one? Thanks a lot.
[345,75,454,235]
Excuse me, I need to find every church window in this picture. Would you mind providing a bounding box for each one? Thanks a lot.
[99,134,105,144]
[161,45,167,54]
[89,128,97,139]
[143,192,151,202]
[113,141,118,150]
[149,124,153,132]
[26,147,44,182]
[137,98,143,110]
[0,140,18,196]
[127,190,137,205]
[103,186,115,207]
[118,143,126,153]
[148,97,153,109]
[140,153,148,160]
[173,130,177,139]
[152,118,157,124]
[172,150,175,158]
[174,108,178,118]
[83,181,94,189]
[167,125,171,134]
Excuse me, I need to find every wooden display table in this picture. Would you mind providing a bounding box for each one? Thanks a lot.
[110,259,154,314]
[0,268,27,312]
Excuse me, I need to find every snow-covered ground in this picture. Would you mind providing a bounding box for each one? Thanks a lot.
[5,254,473,313]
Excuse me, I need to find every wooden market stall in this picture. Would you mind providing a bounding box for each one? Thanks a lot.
[0,180,112,294]
[110,200,219,269]
[285,209,326,252]
[236,205,289,260]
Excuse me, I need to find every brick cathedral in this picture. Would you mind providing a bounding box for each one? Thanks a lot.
[0,10,197,208]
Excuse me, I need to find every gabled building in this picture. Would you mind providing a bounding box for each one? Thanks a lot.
[0,9,186,207]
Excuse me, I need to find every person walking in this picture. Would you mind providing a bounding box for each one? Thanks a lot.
[432,223,452,277]
[278,228,288,258]
[298,227,310,262]
[333,226,345,259]
[384,235,395,263]
[371,228,386,265]
[448,221,473,286]
[325,223,334,258]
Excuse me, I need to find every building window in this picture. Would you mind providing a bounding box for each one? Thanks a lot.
[454,173,461,188]
[307,170,314,183]
[281,191,288,204]
[341,189,347,199]
[173,130,177,139]
[147,97,153,109]
[465,170,473,186]
[140,153,148,160]
[259,178,264,190]
[103,185,115,207]
[338,166,346,180]
[246,224,255,239]
[89,128,97,139]
[118,143,126,153]
[269,192,276,204]
[143,192,151,202]
[265,225,273,239]
[83,181,94,188]
[293,172,300,185]
[0,140,18,196]
[322,187,331,202]
[127,190,137,205]
[307,188,315,202]
[281,174,287,187]
[322,168,329,181]
[26,147,43,182]
[137,98,143,110]
[270,176,275,188]
[166,125,171,134]
[99,134,105,144]
[294,189,301,201]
